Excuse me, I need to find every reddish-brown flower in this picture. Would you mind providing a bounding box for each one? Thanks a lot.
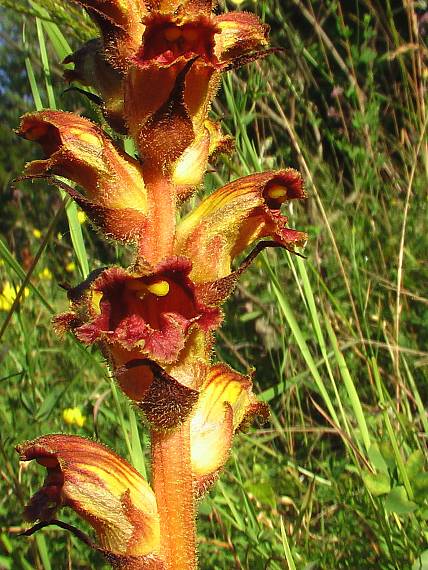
[63,39,126,133]
[17,435,160,559]
[190,363,269,495]
[18,110,150,244]
[53,258,220,427]
[65,0,269,187]
[66,257,220,362]
[175,169,307,284]
[69,0,146,70]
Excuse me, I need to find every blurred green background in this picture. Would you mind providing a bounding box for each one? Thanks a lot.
[0,0,427,568]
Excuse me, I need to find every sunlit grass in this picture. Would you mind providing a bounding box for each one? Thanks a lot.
[0,0,427,568]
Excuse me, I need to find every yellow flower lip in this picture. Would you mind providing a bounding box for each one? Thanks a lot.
[127,279,170,297]
[91,290,103,315]
[146,280,170,296]
[265,184,288,201]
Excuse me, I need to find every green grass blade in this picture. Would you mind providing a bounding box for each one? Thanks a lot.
[129,407,147,478]
[109,378,134,465]
[295,254,352,437]
[35,534,51,570]
[35,17,56,109]
[280,517,297,570]
[324,314,371,453]
[30,2,72,59]
[263,257,340,426]
[371,359,414,500]
[22,22,43,109]
[65,200,90,278]
[402,357,428,437]
[24,15,89,278]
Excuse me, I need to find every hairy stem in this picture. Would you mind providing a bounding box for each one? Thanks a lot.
[151,418,197,570]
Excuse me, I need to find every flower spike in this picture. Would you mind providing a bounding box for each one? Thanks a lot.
[15,0,307,566]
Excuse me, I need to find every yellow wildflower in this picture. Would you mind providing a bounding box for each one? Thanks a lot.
[77,211,87,224]
[33,228,42,239]
[0,282,30,311]
[63,407,86,428]
[39,267,53,280]
[65,261,76,273]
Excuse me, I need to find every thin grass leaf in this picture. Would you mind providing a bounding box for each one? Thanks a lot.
[35,17,55,109]
[324,314,371,454]
[294,254,352,438]
[22,22,43,109]
[109,378,134,466]
[402,357,428,437]
[65,200,90,278]
[280,517,297,570]
[30,2,72,60]
[371,359,414,500]
[35,534,51,570]
[26,16,89,278]
[129,407,147,478]
[263,257,340,427]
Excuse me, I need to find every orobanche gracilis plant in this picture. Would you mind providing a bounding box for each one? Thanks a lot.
[15,1,307,568]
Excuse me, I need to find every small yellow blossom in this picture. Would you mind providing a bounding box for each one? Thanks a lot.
[38,267,53,280]
[0,282,30,311]
[57,232,63,240]
[65,261,76,273]
[63,407,86,428]
[77,211,87,224]
[33,228,42,239]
